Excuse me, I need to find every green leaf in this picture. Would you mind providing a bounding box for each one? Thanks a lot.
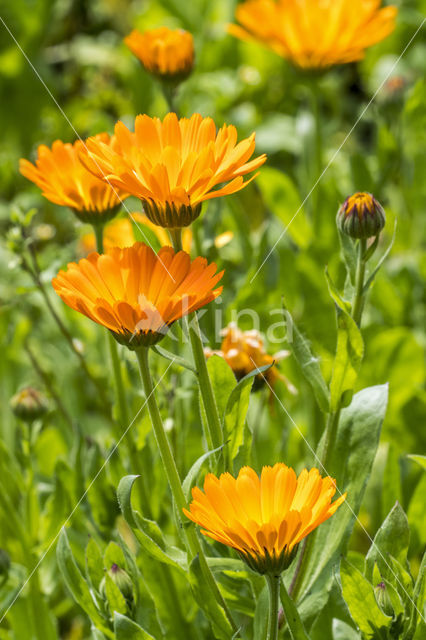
[407,551,426,638]
[295,385,388,600]
[207,355,237,420]
[257,166,312,248]
[381,444,402,523]
[407,473,426,550]
[86,537,105,592]
[188,555,235,640]
[407,454,426,470]
[113,612,155,640]
[105,573,127,616]
[253,585,268,640]
[152,345,196,373]
[325,267,352,314]
[182,444,225,501]
[57,529,114,638]
[340,559,392,639]
[329,307,364,411]
[117,475,186,572]
[280,582,310,640]
[363,219,397,293]
[207,557,247,573]
[104,542,127,571]
[282,300,329,413]
[365,502,410,582]
[224,372,254,463]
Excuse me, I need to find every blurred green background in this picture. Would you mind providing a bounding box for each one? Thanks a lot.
[0,0,425,637]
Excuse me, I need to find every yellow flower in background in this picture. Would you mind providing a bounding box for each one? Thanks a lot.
[79,213,193,255]
[52,243,223,348]
[229,0,397,69]
[125,27,195,82]
[19,135,127,224]
[184,464,346,574]
[205,323,296,393]
[78,213,232,255]
[82,113,266,229]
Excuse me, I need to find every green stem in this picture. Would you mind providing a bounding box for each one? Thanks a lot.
[168,227,183,251]
[265,574,280,640]
[351,238,368,326]
[290,238,368,600]
[135,346,238,634]
[161,82,178,115]
[188,313,224,453]
[168,228,224,463]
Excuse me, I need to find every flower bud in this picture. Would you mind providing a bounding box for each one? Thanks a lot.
[10,387,48,422]
[0,549,10,578]
[100,564,134,605]
[374,581,394,617]
[337,192,386,239]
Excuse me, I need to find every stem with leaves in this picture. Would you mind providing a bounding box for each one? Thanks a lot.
[266,574,280,640]
[135,346,239,635]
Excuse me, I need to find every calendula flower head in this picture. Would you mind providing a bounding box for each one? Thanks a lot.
[184,464,346,575]
[337,192,386,239]
[79,213,192,255]
[81,113,266,229]
[229,0,397,70]
[20,135,127,224]
[10,387,49,423]
[52,242,223,349]
[125,27,195,83]
[205,323,295,393]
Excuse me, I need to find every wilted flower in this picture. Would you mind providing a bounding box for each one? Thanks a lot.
[82,113,266,229]
[52,243,223,348]
[10,387,49,422]
[20,136,127,224]
[229,0,397,70]
[205,323,295,392]
[337,192,386,239]
[125,27,195,82]
[184,464,346,575]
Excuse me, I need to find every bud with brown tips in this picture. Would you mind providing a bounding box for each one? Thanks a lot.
[337,192,386,239]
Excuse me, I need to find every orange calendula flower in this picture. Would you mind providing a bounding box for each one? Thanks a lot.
[206,323,296,393]
[20,136,127,224]
[82,113,266,229]
[184,464,346,574]
[52,243,223,348]
[125,27,195,82]
[229,0,397,70]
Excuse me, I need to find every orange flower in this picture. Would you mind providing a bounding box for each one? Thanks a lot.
[206,323,295,392]
[20,135,127,223]
[125,27,195,81]
[52,243,223,348]
[229,0,397,69]
[82,113,266,229]
[79,214,193,255]
[184,464,346,574]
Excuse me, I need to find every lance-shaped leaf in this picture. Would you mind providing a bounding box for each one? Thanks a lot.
[282,300,329,413]
[365,502,410,582]
[329,307,364,411]
[340,559,392,639]
[113,612,155,640]
[57,529,114,639]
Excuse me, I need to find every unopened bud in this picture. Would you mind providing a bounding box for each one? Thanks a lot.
[100,564,134,604]
[10,387,48,422]
[337,192,386,239]
[374,581,394,617]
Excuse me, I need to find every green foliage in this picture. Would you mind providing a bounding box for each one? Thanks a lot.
[0,0,425,638]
